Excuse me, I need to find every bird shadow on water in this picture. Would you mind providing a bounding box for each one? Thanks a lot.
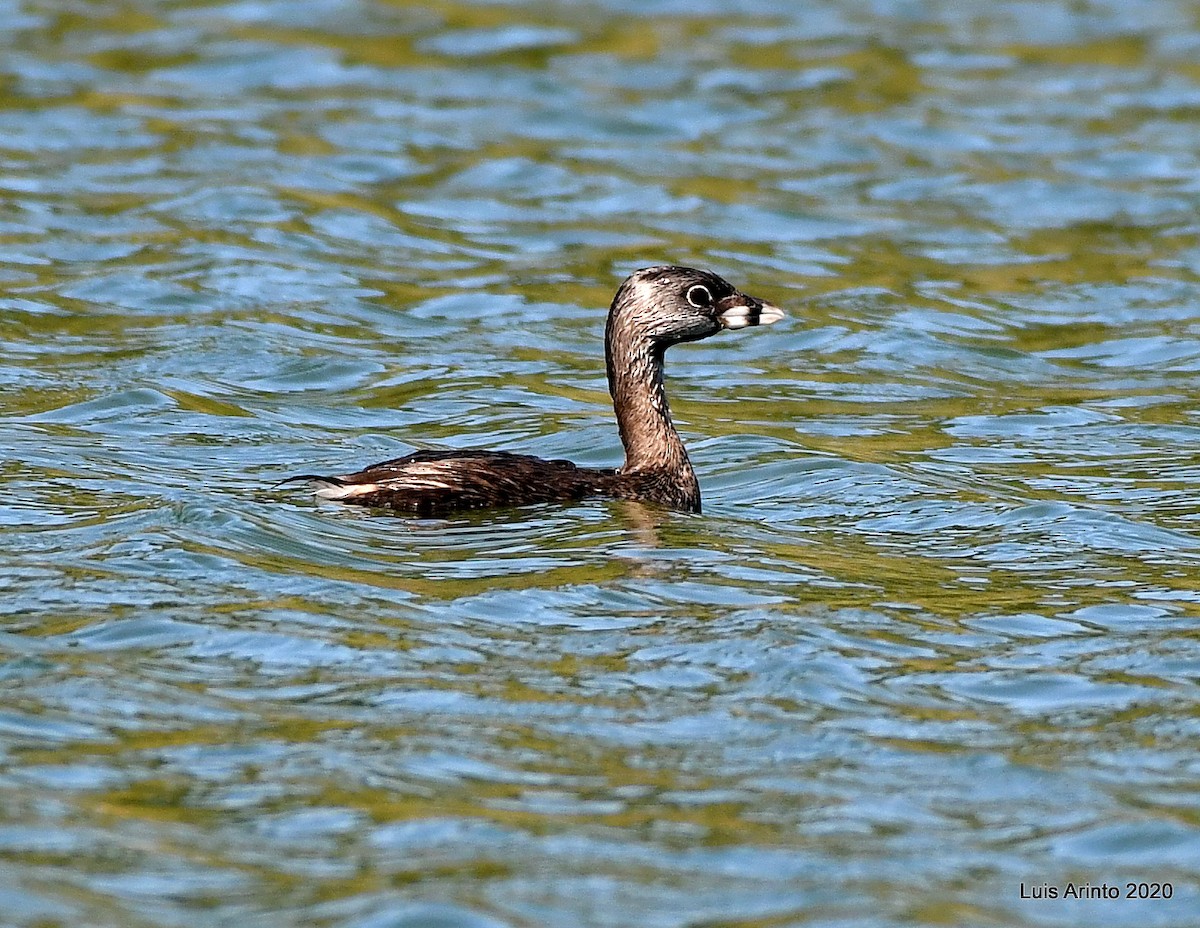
[234,486,736,597]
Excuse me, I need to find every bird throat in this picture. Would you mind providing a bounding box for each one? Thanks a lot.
[607,335,693,479]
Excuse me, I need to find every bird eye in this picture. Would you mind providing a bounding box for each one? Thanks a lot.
[686,285,713,308]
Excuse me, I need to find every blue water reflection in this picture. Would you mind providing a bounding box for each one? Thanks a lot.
[2,0,1199,926]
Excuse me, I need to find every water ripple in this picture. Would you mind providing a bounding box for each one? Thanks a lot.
[2,1,1200,926]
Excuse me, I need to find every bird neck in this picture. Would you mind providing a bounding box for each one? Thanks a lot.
[605,324,695,483]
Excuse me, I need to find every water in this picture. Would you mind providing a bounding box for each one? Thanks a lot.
[3,1,1200,926]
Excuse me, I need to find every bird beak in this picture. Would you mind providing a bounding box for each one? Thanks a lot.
[717,293,786,330]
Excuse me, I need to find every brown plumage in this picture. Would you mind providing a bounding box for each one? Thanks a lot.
[283,266,783,515]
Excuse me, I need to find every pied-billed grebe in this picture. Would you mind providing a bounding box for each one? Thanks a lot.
[285,265,783,514]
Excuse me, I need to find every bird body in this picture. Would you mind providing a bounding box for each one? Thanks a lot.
[290,449,615,516]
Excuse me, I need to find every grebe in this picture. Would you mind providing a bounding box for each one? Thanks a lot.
[284,266,783,514]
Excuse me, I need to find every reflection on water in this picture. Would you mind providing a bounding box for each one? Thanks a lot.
[2,0,1200,926]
